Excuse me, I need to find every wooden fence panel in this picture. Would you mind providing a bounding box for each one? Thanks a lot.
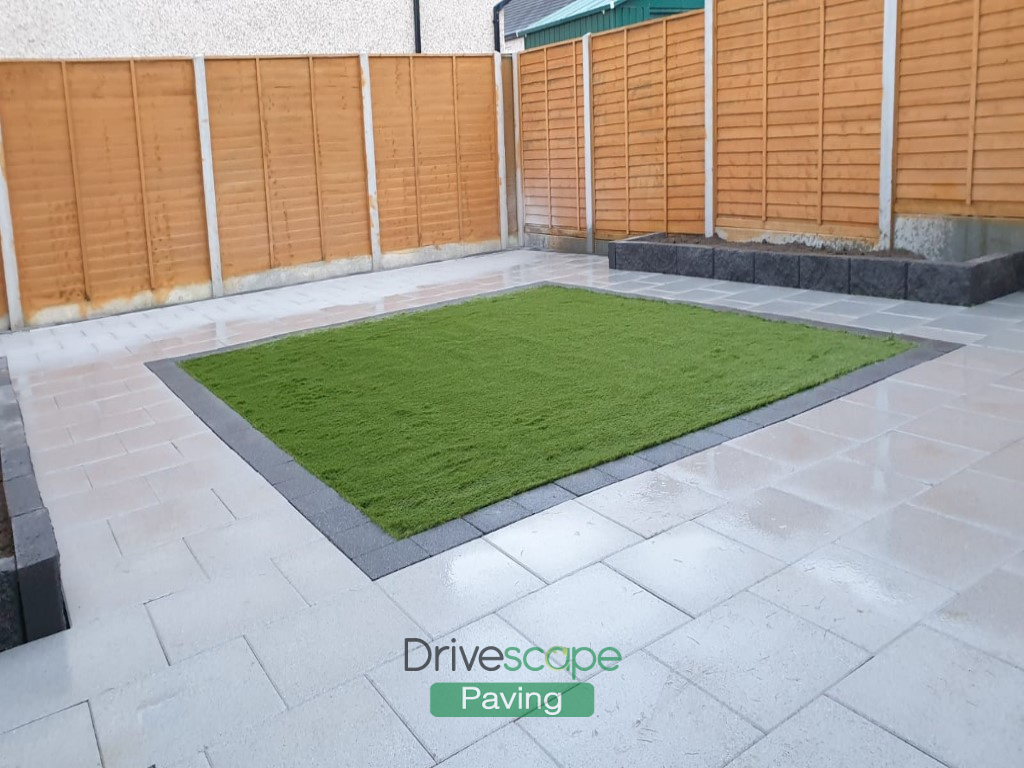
[372,55,499,253]
[895,0,1024,219]
[666,13,706,235]
[133,60,211,290]
[593,14,705,239]
[592,31,628,236]
[412,57,461,246]
[0,62,88,318]
[821,0,883,233]
[64,62,152,304]
[260,58,323,269]
[371,57,420,253]
[518,42,585,236]
[311,57,372,261]
[716,0,882,240]
[206,59,273,279]
[518,48,552,233]
[454,56,501,243]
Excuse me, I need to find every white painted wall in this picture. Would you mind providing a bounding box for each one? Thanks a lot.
[0,0,499,58]
[420,0,497,53]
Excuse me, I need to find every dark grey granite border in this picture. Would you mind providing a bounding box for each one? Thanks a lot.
[147,284,959,580]
[0,358,68,651]
[609,234,1024,306]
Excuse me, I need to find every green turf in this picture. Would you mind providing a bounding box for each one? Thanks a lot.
[183,285,911,538]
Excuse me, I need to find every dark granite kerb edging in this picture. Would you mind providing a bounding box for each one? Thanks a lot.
[0,358,68,651]
[147,288,959,581]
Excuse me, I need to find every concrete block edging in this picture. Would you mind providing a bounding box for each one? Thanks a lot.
[609,235,1024,305]
[0,358,68,651]
[148,283,958,580]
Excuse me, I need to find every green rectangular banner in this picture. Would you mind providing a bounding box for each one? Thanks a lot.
[430,682,594,718]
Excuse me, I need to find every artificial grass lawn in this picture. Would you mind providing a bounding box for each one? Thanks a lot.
[183,286,911,538]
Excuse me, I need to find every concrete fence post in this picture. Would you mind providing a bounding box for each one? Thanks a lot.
[582,33,596,253]
[512,50,525,247]
[704,2,715,239]
[359,53,383,270]
[193,56,224,297]
[0,119,24,330]
[878,0,898,249]
[494,52,509,250]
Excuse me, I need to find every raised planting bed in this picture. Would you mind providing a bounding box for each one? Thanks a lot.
[608,233,1024,305]
[0,358,67,652]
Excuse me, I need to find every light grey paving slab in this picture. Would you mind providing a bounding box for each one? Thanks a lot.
[83,443,186,488]
[938,345,1024,374]
[832,626,1024,768]
[729,421,855,469]
[146,564,307,663]
[438,725,558,768]
[245,584,422,707]
[486,500,640,582]
[697,488,862,563]
[206,677,432,768]
[776,457,928,520]
[726,696,944,768]
[890,361,1005,394]
[849,311,930,334]
[842,379,957,416]
[1004,550,1024,576]
[0,703,103,768]
[658,446,793,501]
[185,504,322,575]
[47,475,160,529]
[606,522,782,616]
[843,430,986,484]
[368,614,564,761]
[523,651,759,768]
[751,544,954,653]
[379,539,543,638]
[499,563,688,659]
[272,537,370,604]
[789,400,911,442]
[53,518,124,574]
[966,438,1024,481]
[839,504,1021,589]
[649,592,868,730]
[108,489,235,556]
[576,470,724,537]
[952,383,1024,422]
[926,568,1024,670]
[91,638,285,768]
[900,405,1024,452]
[0,606,167,734]
[61,539,206,624]
[914,470,1024,540]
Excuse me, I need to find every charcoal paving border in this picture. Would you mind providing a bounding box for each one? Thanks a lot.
[148,283,958,580]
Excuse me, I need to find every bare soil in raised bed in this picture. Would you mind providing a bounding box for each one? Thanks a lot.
[656,234,923,260]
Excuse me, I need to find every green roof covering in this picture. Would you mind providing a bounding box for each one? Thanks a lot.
[522,0,621,35]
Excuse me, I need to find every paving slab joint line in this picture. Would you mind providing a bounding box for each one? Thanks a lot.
[144,285,962,580]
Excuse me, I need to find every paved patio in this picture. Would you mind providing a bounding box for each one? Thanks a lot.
[1,249,1022,768]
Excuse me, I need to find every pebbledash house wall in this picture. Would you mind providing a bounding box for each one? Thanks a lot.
[0,0,499,57]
